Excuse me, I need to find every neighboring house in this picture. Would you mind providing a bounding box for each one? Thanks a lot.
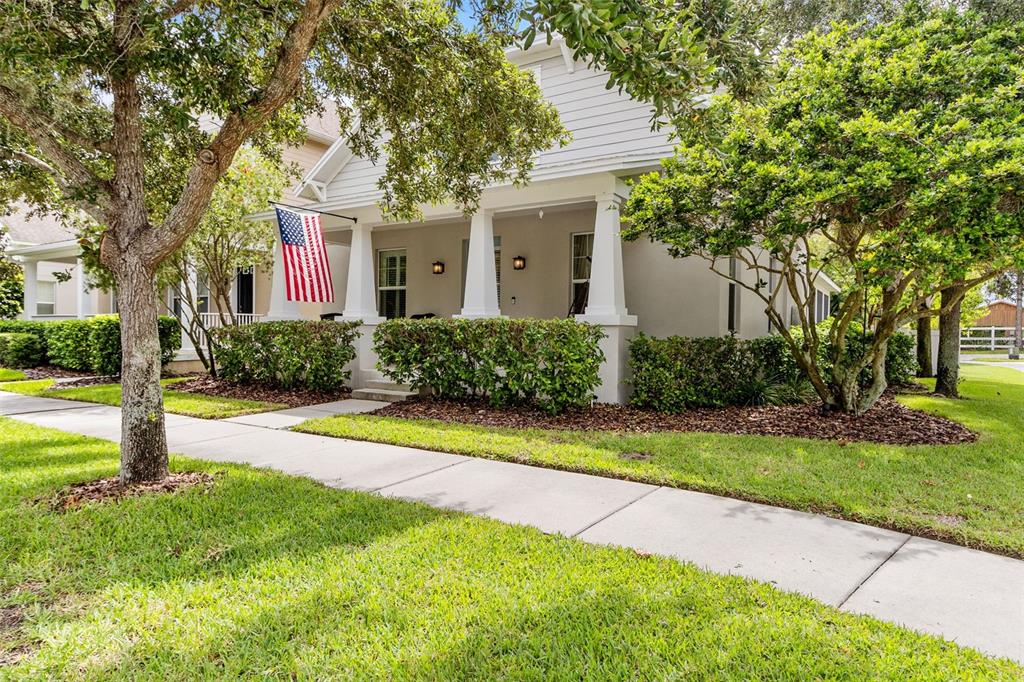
[262,37,839,402]
[6,113,340,361]
[975,300,1021,328]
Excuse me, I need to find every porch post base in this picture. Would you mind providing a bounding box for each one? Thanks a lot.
[345,321,383,390]
[576,315,637,405]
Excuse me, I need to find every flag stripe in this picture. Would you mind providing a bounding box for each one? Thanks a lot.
[274,207,335,304]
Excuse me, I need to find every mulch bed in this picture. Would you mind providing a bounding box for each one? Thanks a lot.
[169,376,350,408]
[19,366,95,381]
[46,472,215,512]
[46,375,119,389]
[372,395,976,446]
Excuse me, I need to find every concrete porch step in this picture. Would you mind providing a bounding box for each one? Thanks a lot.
[365,380,416,392]
[351,387,418,403]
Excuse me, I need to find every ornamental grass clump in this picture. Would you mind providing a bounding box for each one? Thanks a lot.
[374,318,605,414]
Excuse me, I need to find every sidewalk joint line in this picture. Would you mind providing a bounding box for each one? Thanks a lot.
[571,485,663,538]
[836,534,913,609]
[371,459,471,493]
[5,403,100,417]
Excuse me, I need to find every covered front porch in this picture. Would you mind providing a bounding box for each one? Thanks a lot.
[267,172,639,403]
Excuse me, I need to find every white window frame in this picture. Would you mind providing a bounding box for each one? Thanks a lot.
[570,231,594,308]
[36,280,55,316]
[377,248,407,319]
[815,290,831,324]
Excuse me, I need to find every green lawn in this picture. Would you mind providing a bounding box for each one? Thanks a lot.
[0,419,1017,678]
[0,377,285,419]
[299,365,1024,558]
[0,368,26,382]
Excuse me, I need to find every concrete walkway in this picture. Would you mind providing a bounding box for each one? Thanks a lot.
[2,391,1022,664]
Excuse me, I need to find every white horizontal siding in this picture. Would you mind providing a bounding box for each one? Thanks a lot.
[324,54,672,203]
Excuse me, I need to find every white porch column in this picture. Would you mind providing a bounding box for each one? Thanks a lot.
[20,259,37,320]
[341,224,383,390]
[75,258,92,319]
[457,210,501,318]
[267,234,301,320]
[341,224,383,323]
[577,194,637,405]
[179,265,200,353]
[581,194,635,324]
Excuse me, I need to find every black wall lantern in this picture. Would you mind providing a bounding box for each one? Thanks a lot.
[432,260,445,275]
[512,255,526,271]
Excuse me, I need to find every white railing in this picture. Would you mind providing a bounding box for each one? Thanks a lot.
[961,327,1019,351]
[193,312,265,348]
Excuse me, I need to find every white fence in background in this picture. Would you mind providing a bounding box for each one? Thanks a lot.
[961,327,1019,351]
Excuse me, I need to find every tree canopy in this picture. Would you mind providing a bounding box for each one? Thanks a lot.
[624,5,1024,413]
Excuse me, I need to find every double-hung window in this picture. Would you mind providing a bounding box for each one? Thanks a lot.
[36,281,55,316]
[378,249,407,319]
[569,232,594,315]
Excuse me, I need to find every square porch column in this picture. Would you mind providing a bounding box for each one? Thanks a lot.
[576,194,637,405]
[75,258,92,319]
[456,210,501,318]
[341,224,384,323]
[267,234,301,320]
[20,259,37,320]
[341,223,384,390]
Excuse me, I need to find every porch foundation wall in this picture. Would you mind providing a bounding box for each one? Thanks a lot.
[592,324,635,405]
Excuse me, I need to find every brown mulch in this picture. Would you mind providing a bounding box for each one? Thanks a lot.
[46,375,118,389]
[372,396,977,446]
[169,376,350,408]
[46,472,215,512]
[20,366,95,381]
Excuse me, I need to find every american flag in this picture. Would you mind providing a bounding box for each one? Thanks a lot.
[275,207,334,303]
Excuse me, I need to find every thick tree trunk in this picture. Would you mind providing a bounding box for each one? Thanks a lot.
[116,257,169,484]
[916,305,933,378]
[935,286,963,398]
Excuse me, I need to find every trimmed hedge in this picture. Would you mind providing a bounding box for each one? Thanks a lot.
[31,315,181,373]
[630,326,917,413]
[44,320,93,371]
[374,318,605,414]
[0,332,45,368]
[86,315,182,375]
[213,320,360,391]
[629,335,773,412]
[0,320,50,346]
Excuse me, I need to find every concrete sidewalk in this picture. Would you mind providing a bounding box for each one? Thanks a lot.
[2,390,1022,664]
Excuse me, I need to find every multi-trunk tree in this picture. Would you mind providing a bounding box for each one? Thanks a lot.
[624,6,1024,414]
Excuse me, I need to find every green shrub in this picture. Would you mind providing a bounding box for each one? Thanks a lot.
[0,332,44,368]
[374,318,605,414]
[629,335,769,412]
[0,319,50,352]
[213,320,360,391]
[42,315,181,374]
[44,319,93,371]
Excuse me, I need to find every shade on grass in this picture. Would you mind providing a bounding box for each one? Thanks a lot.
[0,368,26,381]
[0,418,1017,678]
[299,365,1024,558]
[0,377,285,419]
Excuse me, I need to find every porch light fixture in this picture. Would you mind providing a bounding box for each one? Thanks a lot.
[512,255,526,271]
[432,260,445,275]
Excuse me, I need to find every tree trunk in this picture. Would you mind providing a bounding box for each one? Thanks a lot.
[935,285,963,398]
[916,305,933,378]
[116,257,169,484]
